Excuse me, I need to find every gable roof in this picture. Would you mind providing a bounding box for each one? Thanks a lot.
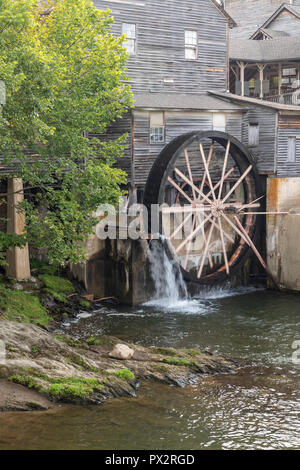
[257,2,300,29]
[230,36,300,62]
[226,1,300,39]
[249,3,300,39]
[208,90,300,112]
[251,27,289,40]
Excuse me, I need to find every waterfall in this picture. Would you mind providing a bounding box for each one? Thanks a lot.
[147,237,188,307]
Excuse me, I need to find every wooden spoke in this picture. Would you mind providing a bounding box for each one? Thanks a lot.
[221,211,249,243]
[208,216,234,244]
[238,195,264,211]
[239,211,289,215]
[174,168,213,206]
[184,149,196,200]
[218,217,229,275]
[222,165,253,204]
[199,143,214,196]
[198,167,235,205]
[184,214,214,270]
[233,215,280,290]
[225,202,260,210]
[197,222,215,278]
[161,206,211,215]
[170,212,193,240]
[167,176,193,205]
[176,213,212,254]
[183,215,196,270]
[199,143,217,202]
[218,140,231,201]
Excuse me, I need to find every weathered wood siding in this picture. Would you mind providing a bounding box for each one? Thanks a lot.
[277,114,300,176]
[241,104,277,174]
[89,114,132,181]
[94,0,228,93]
[133,110,243,186]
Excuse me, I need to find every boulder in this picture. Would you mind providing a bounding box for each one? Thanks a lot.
[109,344,135,360]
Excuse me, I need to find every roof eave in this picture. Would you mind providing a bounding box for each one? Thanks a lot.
[209,0,237,28]
[259,4,300,30]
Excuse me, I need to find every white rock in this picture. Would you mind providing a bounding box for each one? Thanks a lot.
[109,344,134,360]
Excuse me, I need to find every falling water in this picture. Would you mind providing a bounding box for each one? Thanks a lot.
[145,236,261,312]
[147,237,189,307]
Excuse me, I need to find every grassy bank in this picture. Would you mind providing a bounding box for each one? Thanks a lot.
[0,260,90,328]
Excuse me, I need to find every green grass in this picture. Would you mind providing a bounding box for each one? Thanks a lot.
[50,291,68,303]
[162,357,197,367]
[30,259,58,276]
[47,378,104,400]
[0,284,50,327]
[80,300,91,309]
[39,275,75,295]
[9,375,104,400]
[9,375,43,391]
[152,347,178,357]
[54,335,88,349]
[86,336,112,346]
[113,369,135,381]
[186,349,201,357]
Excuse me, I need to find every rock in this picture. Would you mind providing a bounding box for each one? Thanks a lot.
[109,344,135,360]
[0,379,53,412]
[0,320,237,410]
[13,283,23,291]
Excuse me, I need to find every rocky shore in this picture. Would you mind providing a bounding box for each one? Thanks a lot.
[0,320,237,411]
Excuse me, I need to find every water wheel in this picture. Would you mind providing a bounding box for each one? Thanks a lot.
[143,131,263,285]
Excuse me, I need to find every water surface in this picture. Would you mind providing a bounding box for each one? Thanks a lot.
[0,288,299,450]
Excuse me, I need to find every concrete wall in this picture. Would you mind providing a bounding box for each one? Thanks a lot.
[267,177,300,291]
[70,236,155,305]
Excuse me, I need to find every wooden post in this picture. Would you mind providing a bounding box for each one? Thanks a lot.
[278,63,282,96]
[6,177,31,280]
[258,64,265,99]
[238,61,245,96]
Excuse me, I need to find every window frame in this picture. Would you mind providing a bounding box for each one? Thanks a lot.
[287,136,297,163]
[213,113,226,132]
[149,111,165,145]
[122,23,137,55]
[248,123,260,147]
[185,30,198,61]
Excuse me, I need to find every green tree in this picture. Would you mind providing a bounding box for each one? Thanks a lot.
[0,0,133,265]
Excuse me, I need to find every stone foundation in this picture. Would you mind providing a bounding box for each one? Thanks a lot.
[71,237,155,305]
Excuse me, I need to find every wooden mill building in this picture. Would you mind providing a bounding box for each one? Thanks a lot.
[88,0,300,295]
[94,0,300,196]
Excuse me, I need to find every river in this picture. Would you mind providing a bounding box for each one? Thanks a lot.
[0,287,299,450]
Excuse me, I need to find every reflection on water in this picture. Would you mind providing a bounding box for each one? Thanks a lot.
[0,288,299,450]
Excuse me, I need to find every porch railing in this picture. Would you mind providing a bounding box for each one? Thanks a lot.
[265,92,300,106]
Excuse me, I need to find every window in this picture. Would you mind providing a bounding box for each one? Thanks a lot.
[281,68,298,86]
[213,113,226,132]
[150,112,165,144]
[122,23,136,54]
[282,68,297,77]
[287,137,296,163]
[248,123,259,147]
[185,30,197,60]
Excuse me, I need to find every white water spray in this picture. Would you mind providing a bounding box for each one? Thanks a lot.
[145,237,260,313]
[147,237,189,307]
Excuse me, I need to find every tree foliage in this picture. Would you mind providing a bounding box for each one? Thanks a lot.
[0,0,133,265]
